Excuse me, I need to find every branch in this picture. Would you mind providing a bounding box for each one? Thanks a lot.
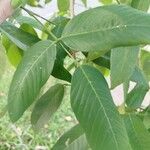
[20,6,56,25]
[116,0,120,4]
[70,0,75,18]
[21,6,57,41]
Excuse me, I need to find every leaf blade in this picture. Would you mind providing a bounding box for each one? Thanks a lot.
[126,67,149,108]
[71,65,131,150]
[0,21,40,50]
[52,124,86,150]
[31,84,64,129]
[111,46,139,88]
[62,5,150,52]
[124,114,150,150]
[8,40,56,122]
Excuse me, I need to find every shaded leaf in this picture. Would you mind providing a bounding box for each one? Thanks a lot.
[49,17,72,82]
[64,135,89,150]
[31,84,64,129]
[52,124,87,150]
[52,44,71,82]
[93,51,110,69]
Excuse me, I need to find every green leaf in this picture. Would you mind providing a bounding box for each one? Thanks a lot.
[1,35,11,51]
[31,84,64,129]
[57,0,70,13]
[64,135,89,150]
[120,0,132,5]
[92,51,110,69]
[0,43,7,79]
[0,21,40,50]
[27,0,39,7]
[15,16,43,31]
[81,0,87,6]
[126,67,149,108]
[111,46,139,88]
[49,17,72,82]
[123,81,130,101]
[124,114,150,150]
[52,124,87,150]
[7,44,23,67]
[2,35,23,67]
[131,0,150,11]
[51,16,70,38]
[8,40,56,122]
[52,44,71,82]
[99,0,113,5]
[52,63,71,82]
[11,0,27,8]
[143,106,150,129]
[45,0,52,4]
[140,50,150,81]
[20,23,37,36]
[87,49,109,61]
[62,5,150,52]
[71,65,131,150]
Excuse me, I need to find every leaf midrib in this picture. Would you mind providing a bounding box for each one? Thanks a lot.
[10,42,56,105]
[62,24,150,40]
[80,67,119,150]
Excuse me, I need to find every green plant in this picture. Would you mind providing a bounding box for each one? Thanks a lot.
[1,0,150,149]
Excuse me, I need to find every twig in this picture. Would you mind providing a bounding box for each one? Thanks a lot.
[116,0,120,4]
[59,42,78,67]
[21,6,57,41]
[20,6,56,25]
[63,83,71,86]
[59,43,74,60]
[70,0,75,18]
